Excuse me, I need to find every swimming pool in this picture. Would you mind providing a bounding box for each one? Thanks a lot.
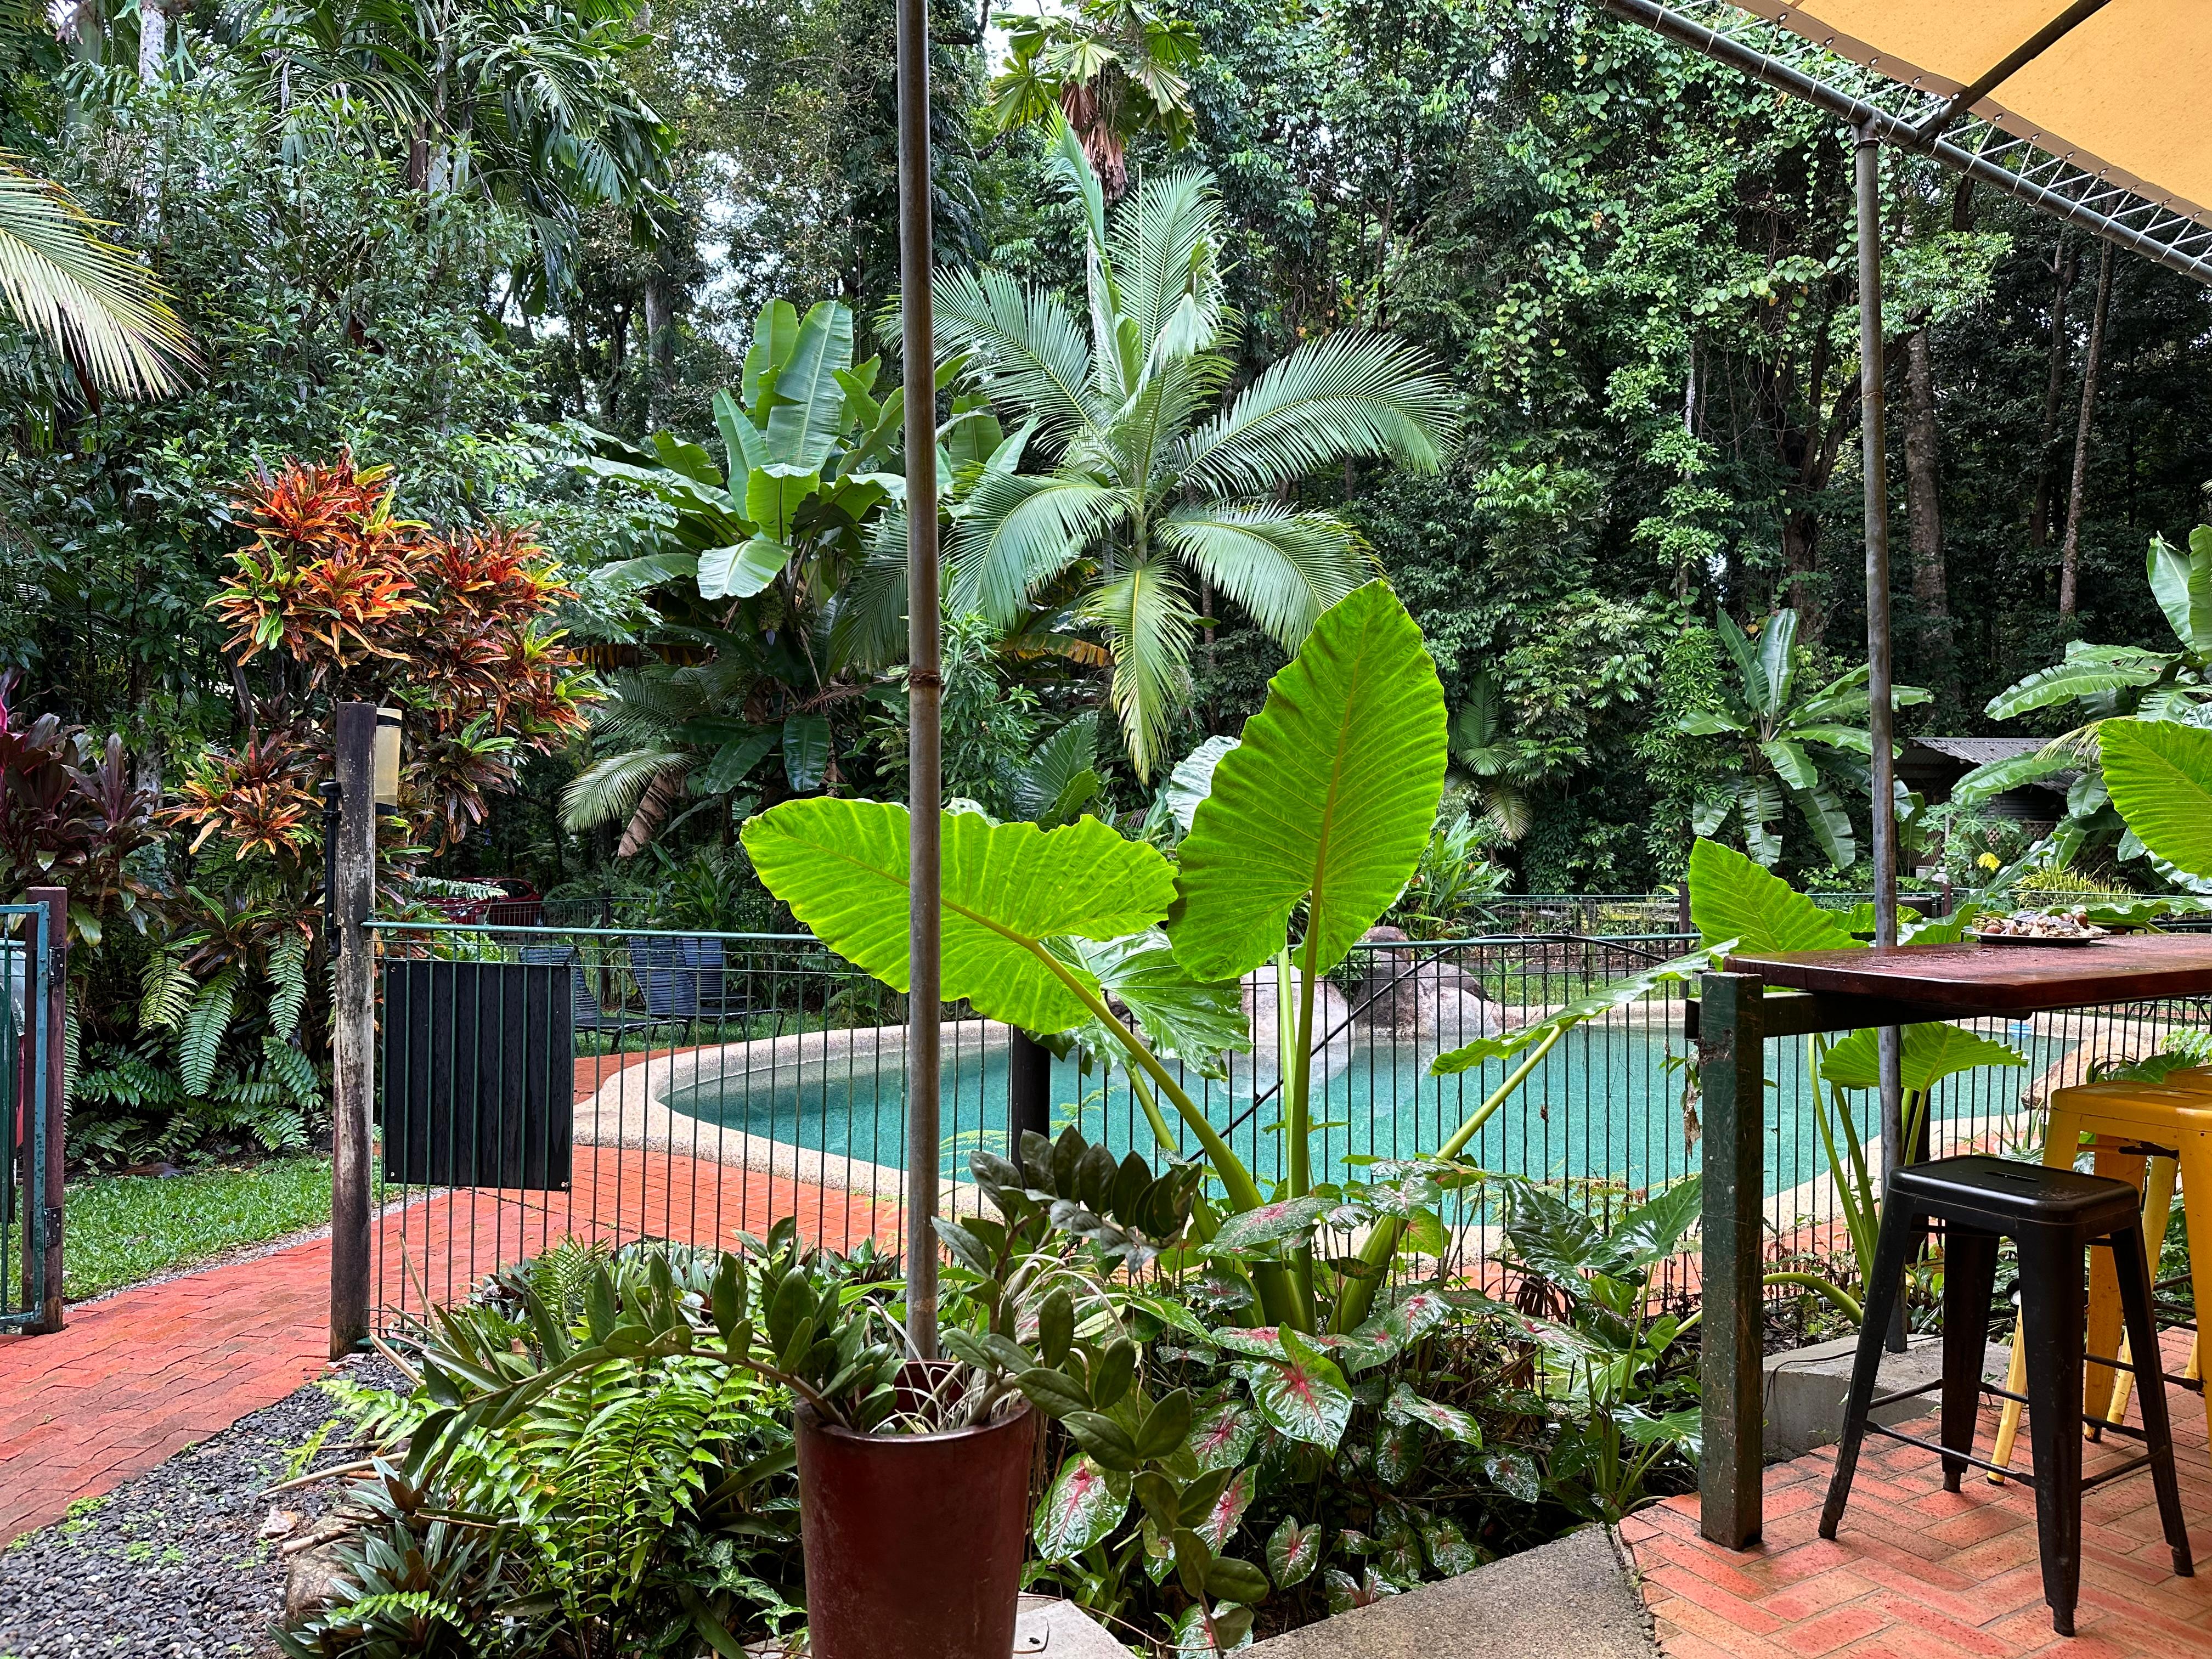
[660,1018,2084,1201]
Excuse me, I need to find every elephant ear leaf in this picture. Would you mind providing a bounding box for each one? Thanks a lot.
[2098,718,2212,878]
[2151,531,2212,658]
[1819,1024,2024,1094]
[1167,581,1447,980]
[1686,838,1857,952]
[741,799,1178,1032]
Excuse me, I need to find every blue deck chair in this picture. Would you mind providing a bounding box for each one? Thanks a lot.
[518,945,679,1035]
[627,935,747,1025]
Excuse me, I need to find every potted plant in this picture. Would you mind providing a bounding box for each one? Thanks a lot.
[419,1127,1272,1657]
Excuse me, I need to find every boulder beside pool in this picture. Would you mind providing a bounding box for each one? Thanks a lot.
[1354,926,1504,1047]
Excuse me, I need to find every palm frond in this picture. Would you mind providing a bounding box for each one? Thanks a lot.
[560,747,691,832]
[1109,169,1226,371]
[0,154,196,397]
[1156,501,1374,648]
[1085,557,1195,782]
[947,472,1128,627]
[1173,330,1459,498]
[823,514,913,675]
[931,267,1097,449]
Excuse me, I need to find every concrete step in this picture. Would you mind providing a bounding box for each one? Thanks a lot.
[1246,1525,1657,1659]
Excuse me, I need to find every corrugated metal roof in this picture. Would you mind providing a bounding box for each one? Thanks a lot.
[1910,737,2046,765]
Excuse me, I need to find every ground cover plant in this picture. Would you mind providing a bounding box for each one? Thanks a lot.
[61,1155,332,1300]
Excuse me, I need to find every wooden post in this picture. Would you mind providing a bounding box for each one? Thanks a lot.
[1698,970,1766,1547]
[28,887,65,1334]
[329,704,377,1357]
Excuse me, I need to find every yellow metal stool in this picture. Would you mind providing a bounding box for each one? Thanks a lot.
[1990,1076,2212,1480]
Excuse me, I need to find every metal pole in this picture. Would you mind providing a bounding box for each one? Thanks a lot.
[329,703,377,1357]
[28,887,64,1333]
[1857,122,1910,1353]
[896,0,943,1362]
[1697,971,1765,1548]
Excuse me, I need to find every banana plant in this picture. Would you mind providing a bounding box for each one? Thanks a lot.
[561,296,1030,849]
[1962,529,2212,867]
[1678,608,1928,869]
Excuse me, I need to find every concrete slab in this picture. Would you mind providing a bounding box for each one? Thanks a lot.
[1763,1333,2013,1459]
[1246,1525,1657,1659]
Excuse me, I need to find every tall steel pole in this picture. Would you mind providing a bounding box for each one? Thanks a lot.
[1856,122,1908,1351]
[896,0,943,1361]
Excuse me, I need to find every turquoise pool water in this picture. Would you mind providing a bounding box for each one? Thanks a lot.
[662,1022,2083,1199]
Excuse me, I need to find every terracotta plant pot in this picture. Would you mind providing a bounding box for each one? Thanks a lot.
[794,1390,1039,1659]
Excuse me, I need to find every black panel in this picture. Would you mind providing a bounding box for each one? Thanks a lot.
[380,960,573,1190]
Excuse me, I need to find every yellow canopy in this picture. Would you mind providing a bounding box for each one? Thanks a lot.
[1740,1,2212,226]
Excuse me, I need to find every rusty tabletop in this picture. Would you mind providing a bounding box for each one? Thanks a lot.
[1721,932,2212,1023]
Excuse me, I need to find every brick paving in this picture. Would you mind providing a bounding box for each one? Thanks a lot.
[0,1054,896,1545]
[1623,1328,2212,1658]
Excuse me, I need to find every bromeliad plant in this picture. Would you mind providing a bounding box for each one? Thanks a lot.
[742,579,1726,1342]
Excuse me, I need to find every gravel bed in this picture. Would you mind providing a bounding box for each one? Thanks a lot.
[0,1357,406,1659]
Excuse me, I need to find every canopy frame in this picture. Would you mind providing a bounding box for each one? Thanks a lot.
[1601,0,2212,1551]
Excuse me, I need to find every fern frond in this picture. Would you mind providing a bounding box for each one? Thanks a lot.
[177,963,243,1097]
[140,948,196,1032]
[266,931,311,1041]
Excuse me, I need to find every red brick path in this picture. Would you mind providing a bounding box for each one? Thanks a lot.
[0,1056,897,1545]
[1623,1328,2212,1658]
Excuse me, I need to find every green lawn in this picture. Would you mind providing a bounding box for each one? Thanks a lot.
[63,1157,334,1301]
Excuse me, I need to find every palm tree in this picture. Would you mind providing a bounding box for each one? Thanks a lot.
[931,119,1459,779]
[0,153,194,397]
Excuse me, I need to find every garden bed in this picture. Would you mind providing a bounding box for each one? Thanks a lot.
[0,1356,402,1658]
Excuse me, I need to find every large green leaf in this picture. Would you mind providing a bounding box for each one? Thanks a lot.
[1819,1024,2025,1093]
[1951,746,2074,805]
[1034,1455,1130,1562]
[1164,735,1237,832]
[698,534,793,600]
[744,464,820,542]
[1715,610,1765,713]
[1686,838,1857,952]
[781,712,830,792]
[2150,530,2212,657]
[1985,649,2172,719]
[2102,718,2212,877]
[1755,608,1798,715]
[1059,932,1249,1077]
[742,298,800,405]
[1169,582,1447,980]
[740,799,1177,1031]
[763,300,853,469]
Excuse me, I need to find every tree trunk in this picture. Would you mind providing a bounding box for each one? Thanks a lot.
[137,0,167,82]
[1903,324,1955,712]
[1781,509,1821,635]
[642,276,674,430]
[2029,241,2077,551]
[2058,241,2114,619]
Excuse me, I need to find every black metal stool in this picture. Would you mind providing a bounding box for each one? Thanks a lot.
[1820,1154,2192,1637]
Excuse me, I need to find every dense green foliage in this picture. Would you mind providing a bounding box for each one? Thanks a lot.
[8,0,2212,1149]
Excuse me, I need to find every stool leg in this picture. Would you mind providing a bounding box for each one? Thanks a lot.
[2017,1231,2087,1637]
[2112,1216,2194,1577]
[1996,1103,2087,1482]
[2109,1152,2180,1429]
[1821,1196,1917,1541]
[2180,1141,2212,1456]
[2085,1145,2148,1434]
[1941,1224,1999,1492]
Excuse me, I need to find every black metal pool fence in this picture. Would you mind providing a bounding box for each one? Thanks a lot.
[363,918,2212,1331]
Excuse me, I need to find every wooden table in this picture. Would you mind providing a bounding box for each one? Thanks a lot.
[1688,936,2212,1549]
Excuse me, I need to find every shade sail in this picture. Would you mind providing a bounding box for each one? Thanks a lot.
[1741,1,2212,226]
